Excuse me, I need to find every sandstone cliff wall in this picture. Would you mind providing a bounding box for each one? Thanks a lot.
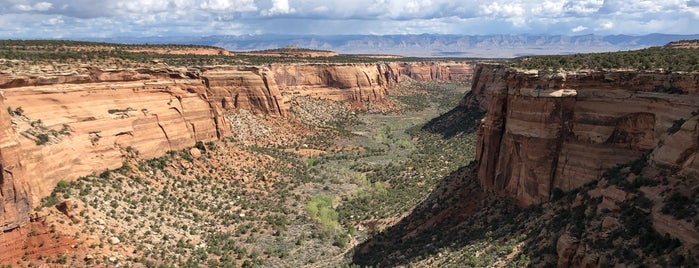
[1,79,228,206]
[0,66,288,232]
[469,64,699,205]
[397,62,472,82]
[0,97,32,231]
[271,62,472,107]
[202,67,286,116]
[271,63,397,103]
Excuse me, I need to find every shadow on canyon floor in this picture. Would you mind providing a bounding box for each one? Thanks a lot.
[421,98,484,139]
[349,162,537,267]
[350,102,536,266]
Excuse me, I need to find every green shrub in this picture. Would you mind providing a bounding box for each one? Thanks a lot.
[662,192,696,220]
[668,118,686,134]
[511,46,699,72]
[305,195,340,234]
[39,193,60,208]
[36,133,50,145]
[55,180,70,192]
[108,107,135,114]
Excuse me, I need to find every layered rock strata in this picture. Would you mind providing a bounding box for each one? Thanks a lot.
[0,67,281,232]
[397,61,473,81]
[470,64,699,206]
[271,62,472,110]
[271,63,399,103]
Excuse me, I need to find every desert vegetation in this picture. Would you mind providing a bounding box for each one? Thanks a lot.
[511,42,699,72]
[25,79,493,267]
[0,40,469,73]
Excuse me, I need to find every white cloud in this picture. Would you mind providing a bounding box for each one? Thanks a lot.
[599,21,614,30]
[563,0,603,15]
[14,2,53,12]
[42,16,64,26]
[262,0,295,16]
[113,1,170,13]
[479,2,526,26]
[196,0,258,12]
[532,1,565,17]
[571,25,587,32]
[0,0,697,38]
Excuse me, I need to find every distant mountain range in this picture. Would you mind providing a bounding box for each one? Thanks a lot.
[88,33,699,58]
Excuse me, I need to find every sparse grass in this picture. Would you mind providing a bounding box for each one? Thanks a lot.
[511,46,699,72]
[0,40,468,72]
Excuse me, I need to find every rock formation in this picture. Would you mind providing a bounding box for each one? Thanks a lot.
[0,61,473,232]
[0,67,276,232]
[271,63,399,104]
[397,61,473,81]
[0,97,32,231]
[469,64,699,206]
[271,62,472,109]
[203,67,286,116]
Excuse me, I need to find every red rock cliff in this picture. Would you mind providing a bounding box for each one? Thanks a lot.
[0,97,32,231]
[271,62,472,109]
[470,64,699,206]
[271,63,398,103]
[203,67,286,116]
[397,61,473,81]
[0,66,288,232]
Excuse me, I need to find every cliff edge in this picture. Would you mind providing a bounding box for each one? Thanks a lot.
[469,64,699,206]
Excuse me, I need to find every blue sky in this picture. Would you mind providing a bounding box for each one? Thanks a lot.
[1,0,698,38]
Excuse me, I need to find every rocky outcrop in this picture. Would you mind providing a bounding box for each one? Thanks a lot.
[0,69,154,88]
[271,63,400,104]
[271,62,472,109]
[126,47,232,56]
[0,66,289,232]
[397,62,472,82]
[203,67,286,116]
[240,50,338,58]
[469,64,699,206]
[0,97,32,231]
[1,78,228,210]
[652,114,699,177]
[0,67,286,116]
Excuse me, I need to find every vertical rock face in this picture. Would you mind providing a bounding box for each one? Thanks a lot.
[271,62,472,107]
[469,64,699,205]
[271,63,399,104]
[0,98,32,231]
[398,61,473,81]
[1,78,230,211]
[0,67,258,232]
[203,67,286,116]
[652,114,699,177]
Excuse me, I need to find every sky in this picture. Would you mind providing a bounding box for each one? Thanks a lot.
[0,0,698,39]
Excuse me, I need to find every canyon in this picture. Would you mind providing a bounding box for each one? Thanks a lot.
[349,62,699,267]
[1,41,698,266]
[0,61,472,233]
